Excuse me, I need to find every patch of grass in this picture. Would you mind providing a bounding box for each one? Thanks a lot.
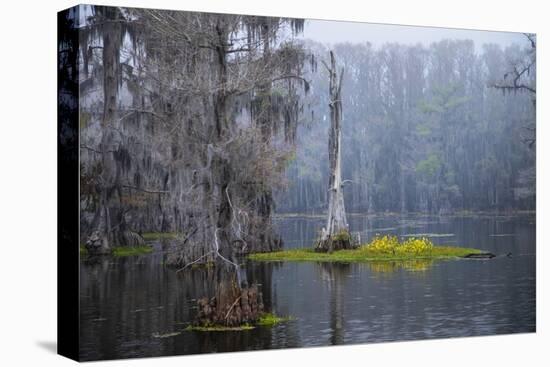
[248,235,481,263]
[257,313,293,327]
[141,232,177,241]
[185,313,292,332]
[80,244,88,256]
[111,245,153,257]
[185,324,255,332]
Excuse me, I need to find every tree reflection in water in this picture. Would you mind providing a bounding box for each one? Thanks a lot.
[315,259,433,345]
[316,263,350,345]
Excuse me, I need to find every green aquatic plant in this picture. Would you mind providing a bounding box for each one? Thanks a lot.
[185,313,291,332]
[257,313,293,326]
[185,324,255,332]
[141,232,177,241]
[111,245,153,257]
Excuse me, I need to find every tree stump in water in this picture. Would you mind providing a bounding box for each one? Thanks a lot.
[315,229,358,253]
[195,285,264,327]
[85,230,111,255]
[315,52,356,254]
[85,229,145,255]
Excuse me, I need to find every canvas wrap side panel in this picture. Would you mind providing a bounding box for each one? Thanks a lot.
[57,5,80,361]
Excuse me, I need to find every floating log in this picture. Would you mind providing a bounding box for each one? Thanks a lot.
[463,252,496,259]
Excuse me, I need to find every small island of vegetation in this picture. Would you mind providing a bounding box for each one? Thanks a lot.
[185,313,292,332]
[249,235,482,263]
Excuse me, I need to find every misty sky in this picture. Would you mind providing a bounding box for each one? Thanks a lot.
[303,19,529,51]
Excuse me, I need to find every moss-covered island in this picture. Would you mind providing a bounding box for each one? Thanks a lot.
[248,235,482,262]
[185,313,292,332]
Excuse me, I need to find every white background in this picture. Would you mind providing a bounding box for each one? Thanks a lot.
[0,0,547,365]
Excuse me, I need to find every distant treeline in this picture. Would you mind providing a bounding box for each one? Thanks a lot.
[276,40,535,214]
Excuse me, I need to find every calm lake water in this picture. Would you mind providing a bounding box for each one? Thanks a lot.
[79,214,536,361]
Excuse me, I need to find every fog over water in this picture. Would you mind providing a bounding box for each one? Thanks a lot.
[304,19,529,51]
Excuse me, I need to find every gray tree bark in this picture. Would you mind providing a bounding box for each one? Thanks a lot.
[86,13,122,255]
[316,51,355,252]
[85,8,144,254]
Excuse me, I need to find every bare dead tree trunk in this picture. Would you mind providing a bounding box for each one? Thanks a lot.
[316,51,355,252]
